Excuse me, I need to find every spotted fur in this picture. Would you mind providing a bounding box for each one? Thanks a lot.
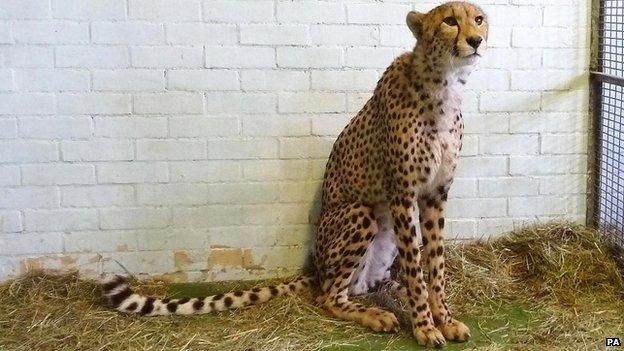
[102,2,488,348]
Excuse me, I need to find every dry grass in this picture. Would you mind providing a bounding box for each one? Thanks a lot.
[1,222,623,350]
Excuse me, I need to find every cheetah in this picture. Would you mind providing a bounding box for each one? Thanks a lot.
[102,1,488,347]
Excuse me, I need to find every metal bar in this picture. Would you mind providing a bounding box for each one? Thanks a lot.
[591,71,624,86]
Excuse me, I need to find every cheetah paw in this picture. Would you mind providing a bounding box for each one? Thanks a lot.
[360,308,399,332]
[413,326,446,348]
[438,318,470,342]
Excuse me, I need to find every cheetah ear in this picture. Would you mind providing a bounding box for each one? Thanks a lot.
[406,11,425,38]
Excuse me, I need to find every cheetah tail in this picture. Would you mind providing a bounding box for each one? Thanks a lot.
[101,275,314,316]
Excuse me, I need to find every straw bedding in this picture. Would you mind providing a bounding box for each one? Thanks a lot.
[1,223,623,350]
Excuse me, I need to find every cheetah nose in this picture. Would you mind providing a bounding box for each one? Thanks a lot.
[466,36,483,49]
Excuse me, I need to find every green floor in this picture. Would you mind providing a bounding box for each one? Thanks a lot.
[167,282,535,350]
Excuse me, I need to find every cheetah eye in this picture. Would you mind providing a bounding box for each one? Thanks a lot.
[443,16,458,26]
[475,16,484,25]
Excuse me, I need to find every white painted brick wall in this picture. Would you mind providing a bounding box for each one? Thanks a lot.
[0,0,591,281]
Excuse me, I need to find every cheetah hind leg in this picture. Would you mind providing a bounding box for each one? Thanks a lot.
[316,203,399,333]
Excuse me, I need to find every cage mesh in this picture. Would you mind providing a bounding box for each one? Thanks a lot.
[594,0,624,248]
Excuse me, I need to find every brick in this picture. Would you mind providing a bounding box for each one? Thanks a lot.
[0,118,16,138]
[58,93,131,114]
[206,92,276,114]
[465,69,509,91]
[509,196,567,216]
[481,48,542,69]
[94,116,168,138]
[0,140,58,162]
[102,251,174,274]
[541,133,587,154]
[379,25,414,48]
[345,47,396,68]
[208,139,277,159]
[206,46,275,68]
[64,230,138,253]
[461,136,478,156]
[543,5,588,27]
[242,115,310,137]
[543,49,589,69]
[173,205,242,227]
[24,209,98,231]
[480,135,538,155]
[56,46,130,68]
[447,178,477,198]
[19,116,91,139]
[463,113,509,134]
[0,69,13,91]
[477,218,516,237]
[167,24,236,45]
[14,69,90,91]
[167,69,238,91]
[0,0,50,19]
[279,137,334,159]
[277,1,345,23]
[138,184,207,205]
[0,187,59,209]
[61,185,135,207]
[486,5,542,27]
[241,70,308,91]
[278,92,345,113]
[0,210,21,232]
[203,0,273,22]
[478,177,539,197]
[52,0,127,19]
[1,46,53,68]
[312,70,378,91]
[207,183,279,204]
[170,116,239,137]
[92,22,164,45]
[347,3,411,24]
[129,0,201,21]
[311,24,379,46]
[277,47,342,68]
[312,114,351,136]
[539,174,587,195]
[137,139,206,161]
[93,69,164,91]
[241,203,310,225]
[134,92,203,114]
[509,113,587,133]
[242,160,310,181]
[347,92,372,112]
[511,70,579,91]
[97,162,169,183]
[170,161,241,182]
[510,155,587,175]
[541,90,588,112]
[0,93,55,115]
[456,157,507,177]
[486,27,511,48]
[137,229,208,251]
[0,232,63,254]
[447,219,477,240]
[446,198,507,218]
[13,21,88,44]
[250,246,307,269]
[101,207,171,229]
[480,92,541,112]
[513,27,575,48]
[0,166,20,186]
[0,22,11,44]
[22,164,95,185]
[131,46,203,68]
[278,181,321,202]
[61,140,134,161]
[240,25,308,45]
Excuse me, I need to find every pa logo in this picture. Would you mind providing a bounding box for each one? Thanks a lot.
[606,337,622,347]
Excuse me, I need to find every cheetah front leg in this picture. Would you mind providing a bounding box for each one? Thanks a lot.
[390,198,445,348]
[418,195,470,342]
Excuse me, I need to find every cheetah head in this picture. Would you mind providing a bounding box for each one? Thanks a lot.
[407,1,488,67]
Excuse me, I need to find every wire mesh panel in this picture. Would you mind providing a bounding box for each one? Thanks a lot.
[593,0,624,248]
